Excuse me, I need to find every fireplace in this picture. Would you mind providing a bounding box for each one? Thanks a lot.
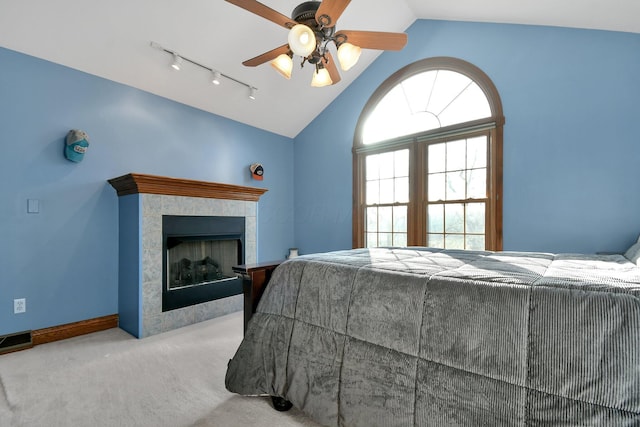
[108,173,267,338]
[162,215,244,311]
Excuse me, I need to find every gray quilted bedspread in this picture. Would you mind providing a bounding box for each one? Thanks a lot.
[225,247,640,426]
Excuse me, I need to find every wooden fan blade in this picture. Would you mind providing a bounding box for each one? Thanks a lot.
[225,0,296,29]
[243,44,290,67]
[323,52,341,85]
[315,0,351,28]
[335,30,408,50]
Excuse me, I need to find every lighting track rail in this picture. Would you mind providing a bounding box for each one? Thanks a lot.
[150,41,258,99]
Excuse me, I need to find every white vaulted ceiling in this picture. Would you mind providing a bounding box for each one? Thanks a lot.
[0,0,638,138]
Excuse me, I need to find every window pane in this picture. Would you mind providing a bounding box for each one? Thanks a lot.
[439,83,492,127]
[401,71,437,114]
[366,180,379,205]
[427,233,444,248]
[393,206,407,233]
[395,149,409,177]
[427,204,444,233]
[378,207,393,232]
[395,177,409,203]
[393,233,407,247]
[367,233,378,248]
[362,86,411,144]
[445,203,464,233]
[378,233,393,247]
[428,143,446,173]
[467,168,486,199]
[427,70,472,116]
[366,155,380,180]
[366,207,378,232]
[466,235,485,251]
[379,179,395,204]
[428,173,445,201]
[466,202,485,233]
[445,234,465,249]
[446,139,466,171]
[379,152,395,179]
[467,136,487,169]
[445,171,465,200]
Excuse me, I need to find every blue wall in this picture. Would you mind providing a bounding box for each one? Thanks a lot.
[3,19,640,336]
[0,47,294,335]
[294,19,640,255]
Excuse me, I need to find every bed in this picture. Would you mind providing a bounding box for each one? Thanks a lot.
[225,245,640,426]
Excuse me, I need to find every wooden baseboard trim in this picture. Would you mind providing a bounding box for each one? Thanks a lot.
[31,314,119,346]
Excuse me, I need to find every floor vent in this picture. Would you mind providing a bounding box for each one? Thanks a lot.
[0,330,33,355]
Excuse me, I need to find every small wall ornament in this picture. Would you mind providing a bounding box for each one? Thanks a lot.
[250,162,264,180]
[64,129,90,162]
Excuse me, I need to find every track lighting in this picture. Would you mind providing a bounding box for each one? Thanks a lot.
[211,70,221,85]
[311,65,332,88]
[151,42,256,99]
[171,54,183,71]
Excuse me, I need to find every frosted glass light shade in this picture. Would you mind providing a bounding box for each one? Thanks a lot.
[337,42,361,71]
[288,24,316,57]
[270,54,293,79]
[311,67,332,87]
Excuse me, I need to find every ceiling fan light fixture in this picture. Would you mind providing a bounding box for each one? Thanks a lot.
[311,66,332,88]
[288,24,316,57]
[337,42,361,71]
[171,54,183,71]
[211,70,222,85]
[270,53,293,79]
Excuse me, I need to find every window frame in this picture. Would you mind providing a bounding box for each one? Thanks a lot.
[352,57,505,250]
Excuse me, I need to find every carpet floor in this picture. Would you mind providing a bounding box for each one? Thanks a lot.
[0,311,322,426]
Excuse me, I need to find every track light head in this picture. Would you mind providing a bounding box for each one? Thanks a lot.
[249,87,257,100]
[211,70,221,85]
[171,54,183,71]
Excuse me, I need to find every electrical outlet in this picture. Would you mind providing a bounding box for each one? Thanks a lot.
[14,298,26,314]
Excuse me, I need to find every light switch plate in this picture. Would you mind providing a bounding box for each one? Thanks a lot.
[27,199,39,214]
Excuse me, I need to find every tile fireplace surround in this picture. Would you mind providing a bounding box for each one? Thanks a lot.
[109,173,267,338]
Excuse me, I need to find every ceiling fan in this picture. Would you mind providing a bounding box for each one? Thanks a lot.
[225,0,408,87]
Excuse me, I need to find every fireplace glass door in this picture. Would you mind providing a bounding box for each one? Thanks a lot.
[162,215,244,312]
[167,237,238,290]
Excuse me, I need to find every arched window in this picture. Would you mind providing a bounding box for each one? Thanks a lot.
[353,57,504,250]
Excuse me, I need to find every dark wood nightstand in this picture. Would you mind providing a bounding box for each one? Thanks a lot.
[233,260,283,333]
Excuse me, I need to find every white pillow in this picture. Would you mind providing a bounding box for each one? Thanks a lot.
[624,242,640,266]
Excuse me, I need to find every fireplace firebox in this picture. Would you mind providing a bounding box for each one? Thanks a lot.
[162,215,244,312]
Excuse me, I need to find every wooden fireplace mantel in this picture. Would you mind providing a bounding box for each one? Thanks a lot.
[108,173,267,201]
